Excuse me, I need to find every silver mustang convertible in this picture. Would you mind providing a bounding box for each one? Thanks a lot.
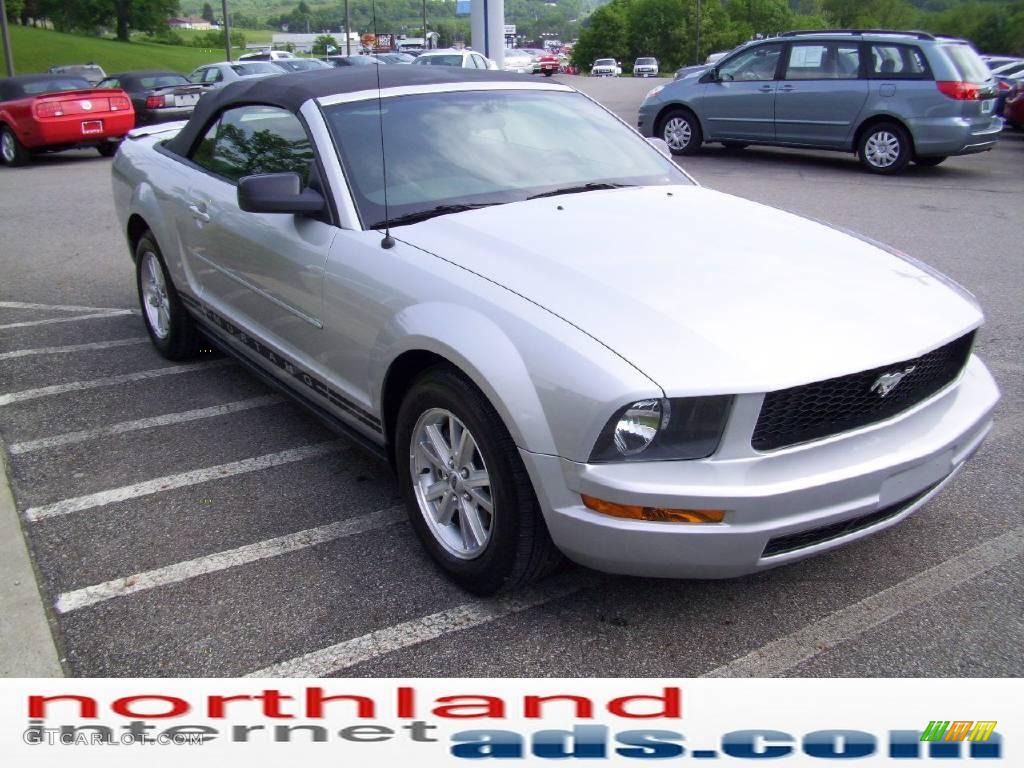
[112,68,999,595]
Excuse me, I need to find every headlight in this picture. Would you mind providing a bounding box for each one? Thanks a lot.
[590,396,732,463]
[645,85,665,100]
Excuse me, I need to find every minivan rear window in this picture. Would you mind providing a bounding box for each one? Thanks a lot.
[942,44,991,83]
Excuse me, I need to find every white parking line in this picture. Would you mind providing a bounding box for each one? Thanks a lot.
[56,505,404,613]
[0,359,233,407]
[703,526,1024,678]
[24,440,345,522]
[9,395,286,454]
[0,337,149,361]
[0,310,137,330]
[248,572,601,677]
[0,301,133,313]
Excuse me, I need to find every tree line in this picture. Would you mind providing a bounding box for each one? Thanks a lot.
[571,0,1024,72]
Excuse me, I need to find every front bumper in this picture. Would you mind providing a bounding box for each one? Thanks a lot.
[520,355,998,578]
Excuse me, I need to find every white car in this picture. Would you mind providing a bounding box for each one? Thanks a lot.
[591,58,621,77]
[503,49,534,74]
[239,50,296,61]
[112,68,997,594]
[187,61,282,89]
[412,49,499,71]
[634,57,659,77]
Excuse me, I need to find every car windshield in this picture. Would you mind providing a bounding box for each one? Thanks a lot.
[276,59,328,71]
[136,74,190,89]
[230,62,279,76]
[324,89,689,229]
[595,59,615,66]
[942,44,992,82]
[636,58,656,65]
[21,78,91,95]
[413,55,464,66]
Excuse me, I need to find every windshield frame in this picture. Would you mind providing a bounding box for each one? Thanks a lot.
[319,85,693,231]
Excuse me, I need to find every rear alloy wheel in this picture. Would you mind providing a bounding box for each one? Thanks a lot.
[135,232,198,360]
[660,109,702,156]
[0,126,31,167]
[858,122,911,174]
[396,367,562,595]
[914,155,947,167]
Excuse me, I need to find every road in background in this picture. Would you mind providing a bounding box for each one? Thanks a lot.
[0,75,1020,677]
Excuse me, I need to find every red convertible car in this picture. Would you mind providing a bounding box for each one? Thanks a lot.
[0,74,135,167]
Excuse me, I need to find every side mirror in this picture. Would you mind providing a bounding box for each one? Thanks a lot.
[645,137,671,156]
[237,172,325,215]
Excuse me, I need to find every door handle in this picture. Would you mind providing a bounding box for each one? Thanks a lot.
[188,203,211,222]
[779,84,795,92]
[759,84,774,92]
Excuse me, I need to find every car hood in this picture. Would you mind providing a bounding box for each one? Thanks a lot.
[395,186,983,395]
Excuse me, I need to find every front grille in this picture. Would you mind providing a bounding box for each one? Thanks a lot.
[752,332,974,451]
[761,480,942,558]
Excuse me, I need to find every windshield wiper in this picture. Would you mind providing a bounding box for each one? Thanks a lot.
[371,202,501,230]
[526,182,634,200]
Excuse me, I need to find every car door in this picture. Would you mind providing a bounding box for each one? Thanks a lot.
[700,42,783,141]
[178,104,336,358]
[774,42,869,148]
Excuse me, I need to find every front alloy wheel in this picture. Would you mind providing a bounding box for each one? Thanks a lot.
[410,408,494,559]
[395,367,562,594]
[134,231,198,360]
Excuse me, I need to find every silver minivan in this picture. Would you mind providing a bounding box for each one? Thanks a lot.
[638,30,1002,173]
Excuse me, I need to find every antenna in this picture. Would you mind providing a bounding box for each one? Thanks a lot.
[372,0,396,249]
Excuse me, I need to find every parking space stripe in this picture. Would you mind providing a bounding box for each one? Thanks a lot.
[9,395,286,454]
[0,359,233,406]
[703,527,1024,678]
[0,310,137,330]
[0,301,133,313]
[24,440,345,522]
[248,572,601,677]
[0,337,149,361]
[55,505,405,613]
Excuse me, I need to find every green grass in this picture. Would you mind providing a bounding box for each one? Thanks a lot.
[168,27,274,44]
[7,25,250,76]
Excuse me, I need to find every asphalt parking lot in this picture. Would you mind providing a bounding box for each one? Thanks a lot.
[0,74,1021,677]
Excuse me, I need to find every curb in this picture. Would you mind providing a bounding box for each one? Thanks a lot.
[0,449,64,676]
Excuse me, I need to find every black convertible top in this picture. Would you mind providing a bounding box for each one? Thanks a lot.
[164,66,534,156]
[0,73,92,101]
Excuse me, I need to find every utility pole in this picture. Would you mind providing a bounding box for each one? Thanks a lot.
[344,0,351,55]
[422,0,427,50]
[695,0,702,65]
[222,0,232,61]
[1,0,15,77]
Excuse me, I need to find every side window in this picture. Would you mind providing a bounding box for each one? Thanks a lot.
[188,68,205,84]
[189,105,315,185]
[204,68,224,84]
[473,54,487,70]
[718,43,783,82]
[868,45,928,79]
[97,78,120,89]
[785,44,861,80]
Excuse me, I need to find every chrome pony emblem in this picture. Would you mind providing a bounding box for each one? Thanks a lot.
[81,100,93,111]
[871,366,916,397]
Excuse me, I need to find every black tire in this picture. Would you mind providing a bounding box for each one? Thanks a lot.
[1,125,31,167]
[914,155,947,167]
[134,232,198,360]
[97,141,120,158]
[395,366,563,595]
[658,108,702,156]
[721,141,749,150]
[543,70,553,77]
[857,121,912,174]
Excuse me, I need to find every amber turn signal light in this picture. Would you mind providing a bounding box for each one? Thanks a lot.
[581,494,725,523]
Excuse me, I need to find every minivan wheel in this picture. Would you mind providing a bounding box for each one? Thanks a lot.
[395,366,562,595]
[858,122,911,174]
[659,109,702,156]
[914,155,947,167]
[135,232,198,360]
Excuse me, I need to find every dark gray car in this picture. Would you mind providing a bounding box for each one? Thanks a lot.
[638,30,1002,173]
